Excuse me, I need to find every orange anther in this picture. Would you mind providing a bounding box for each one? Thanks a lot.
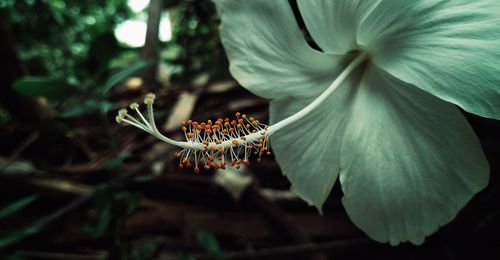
[175,152,181,158]
[208,156,215,162]
[242,114,247,119]
[194,167,200,174]
[204,165,211,170]
[216,140,222,145]
[235,112,241,117]
[182,158,189,165]
[187,133,194,138]
[232,139,239,145]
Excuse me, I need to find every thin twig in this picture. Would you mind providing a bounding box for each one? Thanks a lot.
[158,239,372,260]
[0,131,39,173]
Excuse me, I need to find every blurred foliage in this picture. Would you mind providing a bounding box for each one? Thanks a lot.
[197,231,224,260]
[84,184,142,239]
[0,107,11,124]
[0,195,38,220]
[0,0,131,79]
[1,0,225,118]
[0,195,43,250]
[176,231,224,260]
[1,0,150,117]
[109,237,164,260]
[165,0,226,83]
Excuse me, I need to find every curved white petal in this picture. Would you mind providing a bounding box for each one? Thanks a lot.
[297,0,380,54]
[214,0,341,99]
[358,0,500,119]
[269,66,364,211]
[340,64,489,245]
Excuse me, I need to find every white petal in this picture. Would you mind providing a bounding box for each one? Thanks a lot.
[269,66,364,211]
[358,0,500,119]
[340,64,489,245]
[297,0,380,54]
[214,0,341,99]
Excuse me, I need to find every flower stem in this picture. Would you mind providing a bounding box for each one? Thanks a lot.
[267,51,367,135]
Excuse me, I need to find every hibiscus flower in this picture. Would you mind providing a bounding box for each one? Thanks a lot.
[117,0,500,245]
[212,0,500,245]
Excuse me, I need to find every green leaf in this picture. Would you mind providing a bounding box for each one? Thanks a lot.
[0,223,44,249]
[0,195,39,219]
[83,205,112,238]
[99,61,150,95]
[125,194,142,215]
[0,159,45,175]
[60,99,112,118]
[11,77,69,99]
[136,237,164,260]
[197,231,223,259]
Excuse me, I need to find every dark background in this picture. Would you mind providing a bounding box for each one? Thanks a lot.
[0,0,499,259]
